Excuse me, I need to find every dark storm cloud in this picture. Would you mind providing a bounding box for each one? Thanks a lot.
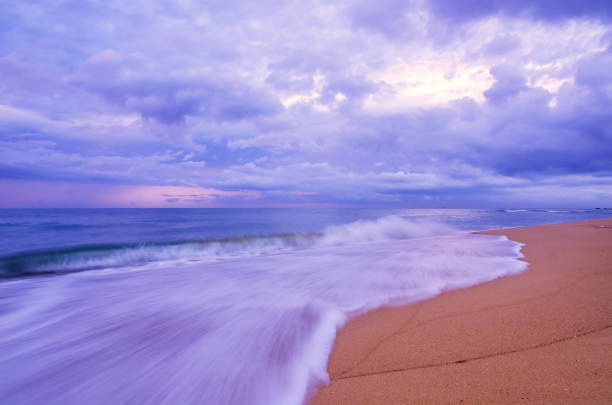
[455,59,612,176]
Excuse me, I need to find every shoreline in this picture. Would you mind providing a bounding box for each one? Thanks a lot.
[310,218,612,404]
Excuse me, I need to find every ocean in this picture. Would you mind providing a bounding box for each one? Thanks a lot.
[0,208,610,404]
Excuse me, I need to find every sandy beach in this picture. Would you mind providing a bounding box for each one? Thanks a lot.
[310,218,612,404]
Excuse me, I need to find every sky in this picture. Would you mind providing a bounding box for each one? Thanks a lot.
[1,0,611,208]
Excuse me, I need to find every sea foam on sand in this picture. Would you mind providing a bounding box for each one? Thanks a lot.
[0,216,527,405]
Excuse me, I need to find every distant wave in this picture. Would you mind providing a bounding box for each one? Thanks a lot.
[497,208,598,214]
[0,216,457,277]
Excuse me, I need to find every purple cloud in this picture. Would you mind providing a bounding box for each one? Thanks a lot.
[428,0,612,23]
[484,64,529,105]
[0,0,611,207]
[72,50,283,124]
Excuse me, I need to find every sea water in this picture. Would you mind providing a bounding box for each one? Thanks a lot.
[0,208,609,404]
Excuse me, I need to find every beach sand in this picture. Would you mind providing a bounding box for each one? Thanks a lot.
[310,218,612,404]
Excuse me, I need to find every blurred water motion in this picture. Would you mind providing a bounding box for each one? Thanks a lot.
[0,216,527,404]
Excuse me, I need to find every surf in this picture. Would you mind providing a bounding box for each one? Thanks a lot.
[0,216,527,404]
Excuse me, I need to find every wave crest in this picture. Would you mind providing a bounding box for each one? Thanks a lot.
[318,216,456,246]
[0,216,460,277]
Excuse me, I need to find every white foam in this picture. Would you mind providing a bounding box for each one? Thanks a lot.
[0,217,527,404]
[317,215,457,246]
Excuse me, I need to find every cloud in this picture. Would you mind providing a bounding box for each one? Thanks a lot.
[0,138,213,185]
[484,64,529,104]
[0,0,611,207]
[427,0,612,23]
[347,0,419,39]
[71,49,284,124]
[0,180,261,208]
[574,49,612,87]
[483,35,521,56]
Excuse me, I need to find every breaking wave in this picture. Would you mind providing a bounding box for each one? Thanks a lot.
[0,216,458,277]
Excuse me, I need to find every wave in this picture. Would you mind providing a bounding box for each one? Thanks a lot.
[0,216,457,277]
[0,219,526,404]
[498,208,602,214]
[0,234,316,277]
[318,216,456,245]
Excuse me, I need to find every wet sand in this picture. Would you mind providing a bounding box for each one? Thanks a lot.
[310,218,612,404]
